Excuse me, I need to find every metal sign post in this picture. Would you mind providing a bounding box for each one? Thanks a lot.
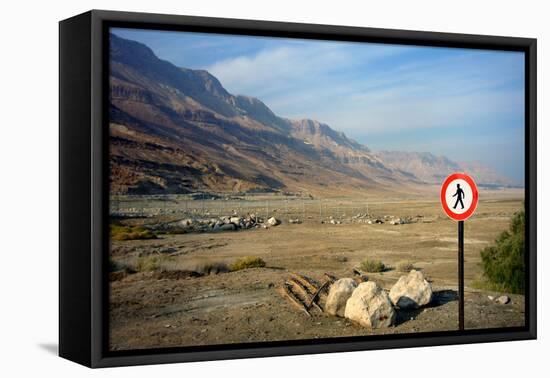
[440,173,478,331]
[458,220,464,330]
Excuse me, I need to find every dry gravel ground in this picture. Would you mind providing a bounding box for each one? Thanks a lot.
[109,193,525,351]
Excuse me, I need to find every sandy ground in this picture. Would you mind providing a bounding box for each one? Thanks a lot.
[109,193,525,351]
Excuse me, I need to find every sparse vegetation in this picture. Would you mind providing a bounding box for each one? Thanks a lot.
[359,258,386,273]
[335,255,348,263]
[479,209,525,294]
[195,262,230,275]
[135,255,172,272]
[396,260,415,272]
[230,256,266,271]
[111,224,157,241]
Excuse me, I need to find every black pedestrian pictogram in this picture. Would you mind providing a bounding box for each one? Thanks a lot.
[452,183,465,210]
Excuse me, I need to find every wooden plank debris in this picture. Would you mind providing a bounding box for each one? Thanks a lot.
[288,278,323,312]
[307,280,331,310]
[278,284,311,317]
[290,273,319,294]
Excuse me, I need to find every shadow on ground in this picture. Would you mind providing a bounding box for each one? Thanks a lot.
[395,289,458,326]
[429,289,458,306]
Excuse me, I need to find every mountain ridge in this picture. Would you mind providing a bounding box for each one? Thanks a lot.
[108,33,514,196]
[375,150,515,187]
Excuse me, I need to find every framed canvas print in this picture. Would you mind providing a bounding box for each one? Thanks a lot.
[59,10,537,368]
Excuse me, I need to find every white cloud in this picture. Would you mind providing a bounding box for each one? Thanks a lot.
[207,42,406,99]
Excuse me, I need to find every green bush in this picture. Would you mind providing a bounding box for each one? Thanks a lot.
[230,256,266,271]
[480,209,525,294]
[359,258,386,273]
[110,224,157,241]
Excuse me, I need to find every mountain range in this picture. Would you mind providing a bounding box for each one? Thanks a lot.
[109,33,514,196]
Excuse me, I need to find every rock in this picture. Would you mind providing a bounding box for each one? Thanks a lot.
[344,281,396,328]
[389,270,432,309]
[326,278,358,317]
[289,218,301,224]
[216,223,236,231]
[496,295,510,305]
[488,295,495,301]
[267,217,280,227]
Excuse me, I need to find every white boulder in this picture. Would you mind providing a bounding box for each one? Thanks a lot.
[230,216,242,224]
[496,295,510,305]
[267,217,280,227]
[344,281,396,328]
[325,278,358,317]
[389,270,432,309]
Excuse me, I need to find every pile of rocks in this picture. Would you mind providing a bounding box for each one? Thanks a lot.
[325,270,433,329]
[148,215,282,233]
[351,213,369,220]
[356,215,419,225]
[389,217,414,225]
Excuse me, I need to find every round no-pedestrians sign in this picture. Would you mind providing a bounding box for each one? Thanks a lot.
[440,173,479,221]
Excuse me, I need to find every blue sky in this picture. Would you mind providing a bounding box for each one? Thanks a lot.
[112,28,525,185]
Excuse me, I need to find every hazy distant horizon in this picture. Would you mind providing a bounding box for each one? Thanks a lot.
[111,28,526,185]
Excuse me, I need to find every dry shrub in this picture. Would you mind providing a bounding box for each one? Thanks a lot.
[359,258,386,273]
[194,262,230,275]
[230,256,266,271]
[396,260,415,272]
[135,255,171,272]
[110,224,157,241]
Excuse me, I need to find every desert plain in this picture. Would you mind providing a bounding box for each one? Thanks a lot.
[109,188,525,351]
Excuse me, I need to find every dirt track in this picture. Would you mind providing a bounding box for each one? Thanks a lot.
[109,194,525,350]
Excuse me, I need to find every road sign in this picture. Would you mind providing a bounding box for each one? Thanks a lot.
[440,172,479,221]
[440,172,478,331]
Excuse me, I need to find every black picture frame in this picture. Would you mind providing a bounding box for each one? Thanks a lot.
[59,9,537,368]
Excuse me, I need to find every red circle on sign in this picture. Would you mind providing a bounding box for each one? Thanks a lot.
[440,173,479,221]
